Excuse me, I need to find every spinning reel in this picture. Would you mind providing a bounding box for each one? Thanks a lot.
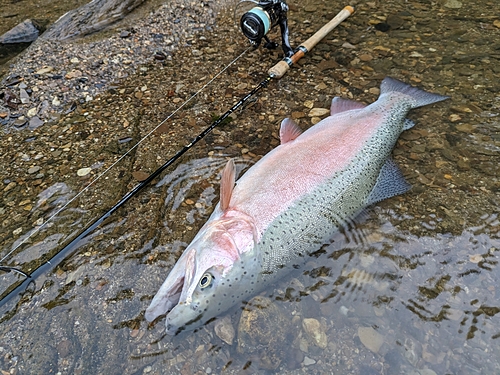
[237,0,293,57]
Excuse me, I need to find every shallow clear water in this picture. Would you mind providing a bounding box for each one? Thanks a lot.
[0,0,499,374]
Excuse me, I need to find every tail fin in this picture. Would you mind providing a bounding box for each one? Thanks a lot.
[380,77,449,108]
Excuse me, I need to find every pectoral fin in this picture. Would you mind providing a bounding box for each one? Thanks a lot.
[279,118,303,144]
[220,159,236,211]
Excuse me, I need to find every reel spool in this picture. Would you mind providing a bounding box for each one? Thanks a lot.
[236,0,293,57]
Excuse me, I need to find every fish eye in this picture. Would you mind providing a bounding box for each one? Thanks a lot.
[199,273,214,289]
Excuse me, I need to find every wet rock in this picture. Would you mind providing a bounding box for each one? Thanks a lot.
[27,166,41,174]
[77,167,91,176]
[303,356,316,366]
[56,339,72,358]
[29,116,44,129]
[237,296,291,370]
[444,0,462,8]
[43,0,147,40]
[358,326,384,353]
[0,19,45,44]
[308,108,329,117]
[386,14,404,29]
[214,315,235,345]
[302,318,328,349]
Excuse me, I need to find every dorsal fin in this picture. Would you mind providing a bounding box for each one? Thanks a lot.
[220,159,236,211]
[279,118,303,144]
[330,97,366,115]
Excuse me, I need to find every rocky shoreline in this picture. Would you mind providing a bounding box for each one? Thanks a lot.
[0,0,223,130]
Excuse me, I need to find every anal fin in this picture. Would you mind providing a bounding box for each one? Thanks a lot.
[366,158,411,206]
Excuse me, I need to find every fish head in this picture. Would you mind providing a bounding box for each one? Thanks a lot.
[146,214,261,334]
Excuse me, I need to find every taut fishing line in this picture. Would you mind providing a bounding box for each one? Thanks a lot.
[0,2,354,307]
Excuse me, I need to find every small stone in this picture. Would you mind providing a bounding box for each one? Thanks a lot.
[447,308,462,321]
[4,181,16,192]
[29,116,44,129]
[342,42,356,49]
[52,97,61,106]
[308,108,329,117]
[70,57,80,63]
[77,167,91,177]
[449,114,461,122]
[358,326,384,353]
[302,318,327,349]
[19,88,30,104]
[13,227,23,236]
[214,316,235,345]
[132,171,149,181]
[369,87,380,95]
[315,82,327,90]
[303,356,316,366]
[455,123,474,133]
[27,166,41,174]
[444,0,462,8]
[386,14,404,29]
[494,20,500,29]
[359,54,373,62]
[119,30,131,38]
[469,254,483,263]
[419,370,437,375]
[303,100,314,109]
[35,66,53,75]
[409,51,424,58]
[27,107,37,117]
[292,111,306,119]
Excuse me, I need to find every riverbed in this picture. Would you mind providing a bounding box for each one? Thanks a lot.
[0,0,499,374]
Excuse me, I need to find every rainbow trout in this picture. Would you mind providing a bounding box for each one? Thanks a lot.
[145,77,448,334]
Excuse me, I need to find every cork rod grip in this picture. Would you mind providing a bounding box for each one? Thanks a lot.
[268,6,354,79]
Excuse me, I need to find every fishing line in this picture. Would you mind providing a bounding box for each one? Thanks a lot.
[0,4,354,308]
[0,46,251,266]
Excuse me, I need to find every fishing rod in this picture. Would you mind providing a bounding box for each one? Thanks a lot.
[0,3,354,308]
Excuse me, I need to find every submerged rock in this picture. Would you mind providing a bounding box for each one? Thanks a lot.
[237,296,292,370]
[42,0,147,40]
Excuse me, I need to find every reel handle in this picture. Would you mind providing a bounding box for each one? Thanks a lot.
[268,5,354,79]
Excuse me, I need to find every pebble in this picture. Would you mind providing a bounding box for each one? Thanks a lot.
[303,100,314,109]
[29,116,44,129]
[303,356,316,366]
[77,167,91,176]
[20,88,30,104]
[27,107,38,117]
[27,166,41,174]
[308,108,329,117]
[52,97,61,106]
[444,0,462,8]
[302,318,328,349]
[214,316,235,345]
[35,66,53,74]
[358,326,384,353]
